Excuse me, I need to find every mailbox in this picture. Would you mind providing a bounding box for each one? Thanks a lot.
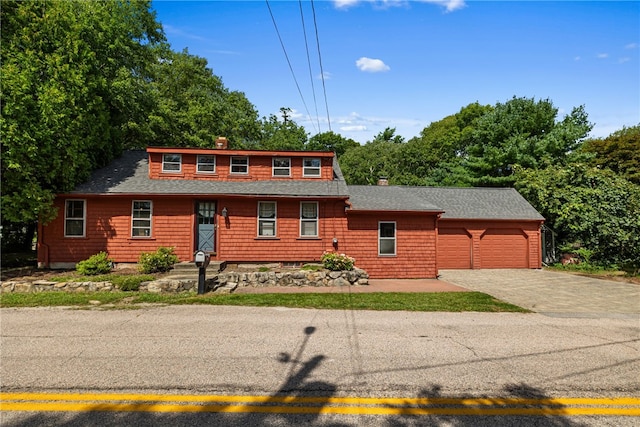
[194,250,210,268]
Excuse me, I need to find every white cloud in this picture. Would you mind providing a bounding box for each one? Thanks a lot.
[333,0,466,12]
[356,57,390,72]
[619,57,631,64]
[340,125,368,132]
[317,71,333,80]
[163,24,207,41]
[418,0,466,12]
[625,43,638,49]
[574,56,581,61]
[597,53,609,59]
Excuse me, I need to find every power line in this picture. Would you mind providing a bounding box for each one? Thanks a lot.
[265,0,317,133]
[299,0,322,133]
[311,0,332,132]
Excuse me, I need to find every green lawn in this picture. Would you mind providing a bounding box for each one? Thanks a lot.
[0,291,528,312]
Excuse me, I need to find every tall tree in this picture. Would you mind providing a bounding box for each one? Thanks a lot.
[516,164,640,269]
[339,140,403,185]
[256,108,308,150]
[1,0,165,227]
[306,131,359,158]
[147,49,261,149]
[581,125,640,184]
[464,97,592,186]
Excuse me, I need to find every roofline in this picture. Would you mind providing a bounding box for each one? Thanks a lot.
[440,217,545,222]
[57,193,350,200]
[347,209,445,215]
[146,147,336,158]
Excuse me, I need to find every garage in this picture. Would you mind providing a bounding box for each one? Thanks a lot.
[480,229,528,268]
[437,228,472,269]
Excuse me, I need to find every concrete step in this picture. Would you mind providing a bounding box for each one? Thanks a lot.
[169,261,225,276]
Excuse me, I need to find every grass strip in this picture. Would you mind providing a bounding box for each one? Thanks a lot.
[0,291,528,312]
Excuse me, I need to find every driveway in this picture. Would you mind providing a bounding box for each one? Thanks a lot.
[439,269,640,318]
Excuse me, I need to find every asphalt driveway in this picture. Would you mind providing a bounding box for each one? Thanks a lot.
[439,269,640,318]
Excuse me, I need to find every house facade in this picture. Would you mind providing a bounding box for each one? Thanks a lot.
[38,145,544,279]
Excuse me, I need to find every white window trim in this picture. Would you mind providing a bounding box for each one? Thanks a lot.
[272,157,291,177]
[64,199,86,238]
[378,221,396,256]
[196,154,216,174]
[132,200,153,238]
[230,156,249,175]
[257,201,277,237]
[300,202,319,237]
[162,154,182,173]
[302,157,321,177]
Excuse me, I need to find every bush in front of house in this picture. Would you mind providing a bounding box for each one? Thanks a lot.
[76,252,113,276]
[321,252,355,271]
[112,275,150,292]
[138,246,179,273]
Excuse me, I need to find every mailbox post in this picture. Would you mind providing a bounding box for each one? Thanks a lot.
[194,250,210,295]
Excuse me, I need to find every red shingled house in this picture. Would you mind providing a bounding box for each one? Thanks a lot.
[38,144,544,278]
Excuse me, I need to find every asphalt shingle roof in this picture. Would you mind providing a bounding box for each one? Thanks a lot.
[69,151,543,221]
[69,151,350,198]
[347,185,544,220]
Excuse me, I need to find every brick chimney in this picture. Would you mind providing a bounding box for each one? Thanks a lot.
[215,136,228,149]
[377,176,389,186]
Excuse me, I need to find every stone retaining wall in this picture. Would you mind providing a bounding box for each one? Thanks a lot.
[0,268,369,294]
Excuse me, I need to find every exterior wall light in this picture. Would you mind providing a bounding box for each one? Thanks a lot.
[221,207,228,218]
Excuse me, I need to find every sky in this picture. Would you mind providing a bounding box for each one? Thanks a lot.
[151,0,640,144]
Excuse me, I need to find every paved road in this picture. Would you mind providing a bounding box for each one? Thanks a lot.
[439,269,640,318]
[1,305,638,426]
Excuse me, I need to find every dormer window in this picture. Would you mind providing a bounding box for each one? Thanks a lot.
[231,156,249,174]
[272,158,291,177]
[197,155,216,173]
[303,158,321,177]
[162,154,181,173]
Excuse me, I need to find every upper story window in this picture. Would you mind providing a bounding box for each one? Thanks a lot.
[231,156,249,174]
[303,158,321,177]
[300,202,318,237]
[257,201,277,237]
[132,200,152,237]
[197,155,216,173]
[162,154,181,173]
[272,158,291,177]
[64,200,85,237]
[379,221,396,256]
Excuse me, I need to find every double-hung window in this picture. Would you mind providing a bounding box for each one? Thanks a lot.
[257,202,276,237]
[64,200,85,237]
[272,158,291,177]
[303,158,321,177]
[132,201,152,237]
[162,154,181,173]
[300,202,318,237]
[231,156,249,174]
[197,155,216,173]
[379,221,396,256]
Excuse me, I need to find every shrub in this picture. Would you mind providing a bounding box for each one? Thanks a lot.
[138,246,179,274]
[112,275,152,292]
[76,252,113,276]
[321,252,355,271]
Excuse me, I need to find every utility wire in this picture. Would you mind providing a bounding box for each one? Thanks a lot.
[265,0,317,134]
[299,0,322,133]
[311,0,332,132]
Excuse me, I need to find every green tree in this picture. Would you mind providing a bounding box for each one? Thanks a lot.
[256,108,308,150]
[1,0,164,229]
[397,102,492,186]
[516,164,640,269]
[147,49,261,149]
[372,127,405,144]
[464,97,592,186]
[306,131,359,158]
[581,125,640,184]
[339,140,402,185]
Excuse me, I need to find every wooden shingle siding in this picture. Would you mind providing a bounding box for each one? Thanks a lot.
[148,152,334,181]
[345,213,438,279]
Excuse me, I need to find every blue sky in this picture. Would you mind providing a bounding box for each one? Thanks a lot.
[151,1,639,144]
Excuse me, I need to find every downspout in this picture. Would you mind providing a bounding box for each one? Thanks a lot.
[37,220,49,269]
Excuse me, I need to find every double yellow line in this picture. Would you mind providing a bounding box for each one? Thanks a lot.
[2,392,639,416]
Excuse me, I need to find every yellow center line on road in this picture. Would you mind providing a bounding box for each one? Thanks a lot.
[1,392,639,417]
